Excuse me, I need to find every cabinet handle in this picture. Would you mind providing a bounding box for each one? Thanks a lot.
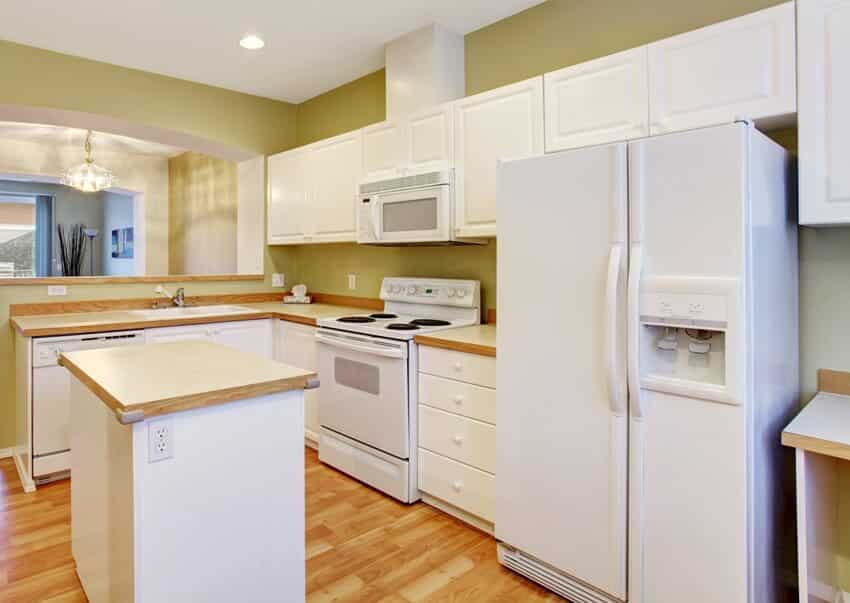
[453,394,464,405]
[452,434,464,445]
[453,362,463,372]
[452,480,464,492]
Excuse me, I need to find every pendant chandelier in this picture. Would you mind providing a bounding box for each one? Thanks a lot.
[61,130,115,192]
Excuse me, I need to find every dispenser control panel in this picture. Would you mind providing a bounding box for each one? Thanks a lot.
[641,291,728,329]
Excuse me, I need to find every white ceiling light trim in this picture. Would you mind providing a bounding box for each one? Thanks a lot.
[61,130,115,192]
[240,34,265,50]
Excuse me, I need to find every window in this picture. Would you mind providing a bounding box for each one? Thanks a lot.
[0,195,36,277]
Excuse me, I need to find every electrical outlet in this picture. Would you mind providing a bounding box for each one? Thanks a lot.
[148,418,174,463]
[47,285,67,296]
[272,273,285,288]
[347,274,356,290]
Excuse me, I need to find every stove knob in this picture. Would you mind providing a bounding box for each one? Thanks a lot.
[407,286,417,295]
[456,289,467,298]
[391,285,400,294]
[447,288,456,297]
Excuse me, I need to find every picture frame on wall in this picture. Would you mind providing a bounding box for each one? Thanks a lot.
[111,227,134,259]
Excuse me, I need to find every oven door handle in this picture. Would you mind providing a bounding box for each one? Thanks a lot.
[315,332,405,359]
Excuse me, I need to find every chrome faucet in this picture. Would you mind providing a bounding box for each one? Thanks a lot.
[154,285,186,307]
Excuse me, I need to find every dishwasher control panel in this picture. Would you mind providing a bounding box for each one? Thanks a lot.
[32,331,144,367]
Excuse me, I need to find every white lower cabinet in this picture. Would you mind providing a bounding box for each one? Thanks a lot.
[275,320,320,446]
[145,319,273,359]
[418,346,497,531]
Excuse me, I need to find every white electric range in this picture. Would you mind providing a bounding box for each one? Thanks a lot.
[316,277,481,502]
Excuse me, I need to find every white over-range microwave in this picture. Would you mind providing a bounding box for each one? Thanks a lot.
[357,170,484,245]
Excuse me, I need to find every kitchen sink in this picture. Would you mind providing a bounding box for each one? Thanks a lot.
[128,305,260,319]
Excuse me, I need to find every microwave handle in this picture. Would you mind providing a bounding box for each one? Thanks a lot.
[371,198,381,241]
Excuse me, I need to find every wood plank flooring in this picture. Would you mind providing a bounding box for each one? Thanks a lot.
[0,449,563,602]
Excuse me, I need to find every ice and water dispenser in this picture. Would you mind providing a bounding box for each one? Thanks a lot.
[637,277,740,405]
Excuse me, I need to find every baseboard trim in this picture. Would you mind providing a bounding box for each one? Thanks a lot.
[420,493,494,535]
[0,447,13,459]
[12,449,36,493]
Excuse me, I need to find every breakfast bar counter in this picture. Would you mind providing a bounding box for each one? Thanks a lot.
[61,341,315,603]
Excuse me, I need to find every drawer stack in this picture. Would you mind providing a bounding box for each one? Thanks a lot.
[417,345,496,532]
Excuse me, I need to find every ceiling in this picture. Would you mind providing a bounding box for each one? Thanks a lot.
[0,122,185,158]
[0,0,543,103]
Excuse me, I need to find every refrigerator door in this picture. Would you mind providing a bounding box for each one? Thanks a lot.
[628,123,748,603]
[497,143,628,600]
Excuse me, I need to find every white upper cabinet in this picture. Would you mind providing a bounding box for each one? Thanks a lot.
[361,103,453,182]
[408,103,453,173]
[799,0,850,225]
[310,130,362,242]
[648,2,796,135]
[267,148,310,244]
[454,77,544,238]
[268,130,362,245]
[545,47,649,153]
[361,119,407,181]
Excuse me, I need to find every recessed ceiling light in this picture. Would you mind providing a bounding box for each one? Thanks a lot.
[240,35,265,50]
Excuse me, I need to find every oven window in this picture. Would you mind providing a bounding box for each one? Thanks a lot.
[382,198,437,232]
[334,358,380,395]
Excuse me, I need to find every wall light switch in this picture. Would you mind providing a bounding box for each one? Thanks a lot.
[47,285,67,296]
[272,273,285,288]
[348,274,356,290]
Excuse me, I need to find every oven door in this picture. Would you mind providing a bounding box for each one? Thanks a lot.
[316,330,410,459]
[374,185,451,243]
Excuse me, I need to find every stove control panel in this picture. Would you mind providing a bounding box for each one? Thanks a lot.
[380,278,479,307]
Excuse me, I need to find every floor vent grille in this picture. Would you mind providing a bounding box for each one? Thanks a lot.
[498,544,619,603]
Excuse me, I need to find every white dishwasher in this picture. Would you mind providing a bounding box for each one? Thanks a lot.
[31,330,144,482]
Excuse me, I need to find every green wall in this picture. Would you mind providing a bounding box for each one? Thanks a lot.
[295,70,386,146]
[0,40,297,156]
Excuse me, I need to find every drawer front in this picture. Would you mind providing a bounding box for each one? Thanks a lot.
[419,374,496,424]
[418,449,495,522]
[419,346,496,387]
[419,406,496,473]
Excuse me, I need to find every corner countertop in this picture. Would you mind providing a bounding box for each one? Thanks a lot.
[782,392,850,462]
[415,324,497,357]
[59,341,317,423]
[10,302,367,337]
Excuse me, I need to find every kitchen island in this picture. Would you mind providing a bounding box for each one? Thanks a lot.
[59,340,317,603]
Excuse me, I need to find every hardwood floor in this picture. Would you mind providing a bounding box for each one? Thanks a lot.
[0,450,563,602]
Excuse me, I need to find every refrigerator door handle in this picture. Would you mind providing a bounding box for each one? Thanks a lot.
[628,244,644,419]
[605,243,625,416]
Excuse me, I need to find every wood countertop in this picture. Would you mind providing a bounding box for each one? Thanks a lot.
[11,302,365,337]
[59,341,317,424]
[415,324,497,357]
[782,392,850,462]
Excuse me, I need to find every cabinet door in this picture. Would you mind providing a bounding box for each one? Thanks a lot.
[211,319,273,358]
[799,0,850,225]
[277,321,319,443]
[309,130,362,242]
[408,103,453,173]
[267,148,311,244]
[545,47,649,153]
[455,77,544,238]
[145,324,212,344]
[362,119,407,182]
[648,2,796,135]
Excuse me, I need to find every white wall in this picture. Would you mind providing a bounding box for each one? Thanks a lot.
[102,191,135,276]
[0,137,169,274]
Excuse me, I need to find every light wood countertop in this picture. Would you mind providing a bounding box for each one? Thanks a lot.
[11,302,366,337]
[415,324,497,357]
[782,392,850,462]
[59,341,317,423]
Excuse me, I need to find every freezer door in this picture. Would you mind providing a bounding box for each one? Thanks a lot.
[496,142,628,600]
[627,123,748,603]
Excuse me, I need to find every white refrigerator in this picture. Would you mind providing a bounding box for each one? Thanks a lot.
[496,122,799,603]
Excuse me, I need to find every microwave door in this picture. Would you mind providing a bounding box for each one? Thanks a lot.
[378,188,448,242]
